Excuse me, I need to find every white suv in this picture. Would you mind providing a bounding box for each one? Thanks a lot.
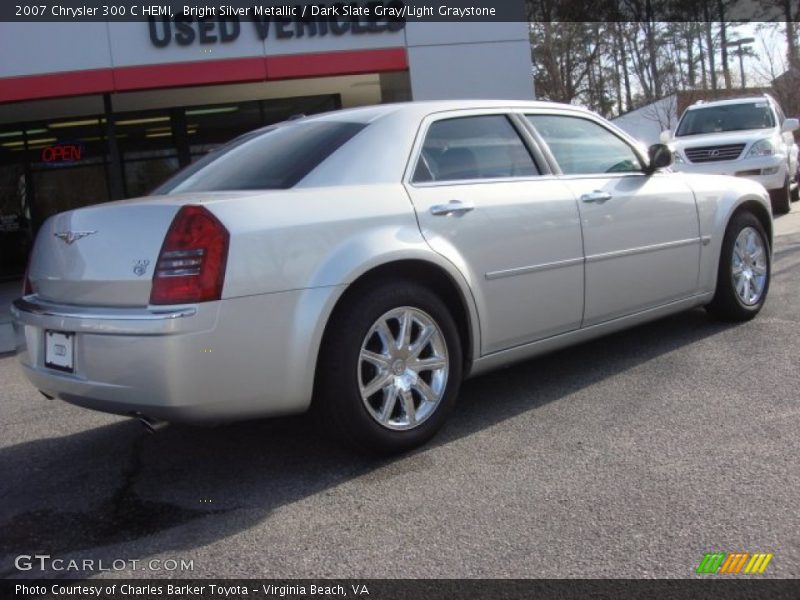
[662,95,799,214]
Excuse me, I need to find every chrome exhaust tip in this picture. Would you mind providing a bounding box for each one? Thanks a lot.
[134,414,169,434]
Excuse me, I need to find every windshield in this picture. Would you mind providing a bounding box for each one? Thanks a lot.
[153,120,366,194]
[675,102,775,137]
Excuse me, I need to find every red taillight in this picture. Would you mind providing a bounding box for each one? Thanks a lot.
[149,205,229,305]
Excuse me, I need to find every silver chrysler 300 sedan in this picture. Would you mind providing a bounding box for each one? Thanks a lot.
[12,101,773,453]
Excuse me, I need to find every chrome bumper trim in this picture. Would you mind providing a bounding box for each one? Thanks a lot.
[11,297,196,321]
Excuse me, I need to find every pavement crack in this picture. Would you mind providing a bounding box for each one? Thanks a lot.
[0,432,225,567]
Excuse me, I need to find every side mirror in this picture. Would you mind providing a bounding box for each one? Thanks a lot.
[781,118,799,133]
[659,130,673,143]
[646,143,673,174]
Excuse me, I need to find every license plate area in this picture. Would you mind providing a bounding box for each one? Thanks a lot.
[45,330,75,373]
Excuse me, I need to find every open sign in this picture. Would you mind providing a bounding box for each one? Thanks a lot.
[41,142,83,164]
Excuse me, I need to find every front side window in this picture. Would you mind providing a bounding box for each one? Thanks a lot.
[413,115,538,183]
[675,102,776,137]
[527,114,642,176]
[153,121,366,193]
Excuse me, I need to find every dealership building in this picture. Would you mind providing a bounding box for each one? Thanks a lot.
[0,17,533,280]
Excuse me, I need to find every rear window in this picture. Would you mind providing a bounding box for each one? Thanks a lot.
[675,102,775,137]
[153,121,366,193]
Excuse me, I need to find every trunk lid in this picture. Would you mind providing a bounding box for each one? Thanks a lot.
[28,192,249,307]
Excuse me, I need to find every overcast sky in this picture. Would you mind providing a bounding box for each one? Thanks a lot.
[731,22,789,86]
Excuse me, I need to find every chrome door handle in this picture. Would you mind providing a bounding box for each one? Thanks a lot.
[580,191,612,203]
[430,200,475,216]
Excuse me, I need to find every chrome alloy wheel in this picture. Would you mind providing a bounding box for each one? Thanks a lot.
[732,226,768,306]
[358,307,449,431]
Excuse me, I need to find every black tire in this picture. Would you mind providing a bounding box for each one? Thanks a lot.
[769,176,791,215]
[314,280,463,455]
[705,211,770,322]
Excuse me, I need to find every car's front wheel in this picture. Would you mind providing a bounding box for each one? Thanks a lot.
[706,211,770,321]
[315,280,463,454]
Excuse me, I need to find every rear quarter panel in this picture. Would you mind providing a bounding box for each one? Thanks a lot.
[205,185,482,403]
[209,184,432,296]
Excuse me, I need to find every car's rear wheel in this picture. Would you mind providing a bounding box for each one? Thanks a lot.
[315,281,462,454]
[706,211,770,322]
[769,176,791,215]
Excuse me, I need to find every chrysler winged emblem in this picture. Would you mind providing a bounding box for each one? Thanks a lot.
[54,230,97,245]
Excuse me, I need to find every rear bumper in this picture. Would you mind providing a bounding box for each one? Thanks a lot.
[673,154,787,191]
[11,289,338,423]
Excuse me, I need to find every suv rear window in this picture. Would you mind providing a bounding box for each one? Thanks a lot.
[154,121,366,193]
[675,102,775,137]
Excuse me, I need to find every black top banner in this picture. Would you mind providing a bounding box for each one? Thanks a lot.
[5,0,527,22]
[0,0,783,22]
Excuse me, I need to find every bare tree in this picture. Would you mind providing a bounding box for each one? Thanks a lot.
[529,20,606,105]
[527,0,795,118]
[640,94,679,131]
[752,23,787,83]
[718,0,732,88]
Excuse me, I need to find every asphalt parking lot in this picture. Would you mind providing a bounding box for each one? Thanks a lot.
[1,211,799,580]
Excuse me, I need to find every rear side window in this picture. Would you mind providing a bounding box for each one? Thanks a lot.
[527,115,642,175]
[154,121,366,193]
[413,115,539,183]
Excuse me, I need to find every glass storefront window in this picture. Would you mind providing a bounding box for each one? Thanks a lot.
[184,102,264,154]
[125,155,180,198]
[114,108,180,197]
[0,125,43,278]
[188,95,340,159]
[0,163,30,279]
[28,116,111,223]
[32,164,111,218]
[0,92,341,277]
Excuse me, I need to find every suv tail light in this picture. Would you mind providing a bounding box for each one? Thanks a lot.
[150,205,229,305]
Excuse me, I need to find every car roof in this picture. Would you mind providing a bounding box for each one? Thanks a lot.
[238,99,603,147]
[293,99,649,188]
[303,99,595,124]
[687,95,774,110]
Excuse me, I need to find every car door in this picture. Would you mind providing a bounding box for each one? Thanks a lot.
[404,111,584,354]
[525,112,701,326]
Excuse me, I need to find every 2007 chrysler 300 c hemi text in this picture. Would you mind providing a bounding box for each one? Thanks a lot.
[12,101,774,453]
